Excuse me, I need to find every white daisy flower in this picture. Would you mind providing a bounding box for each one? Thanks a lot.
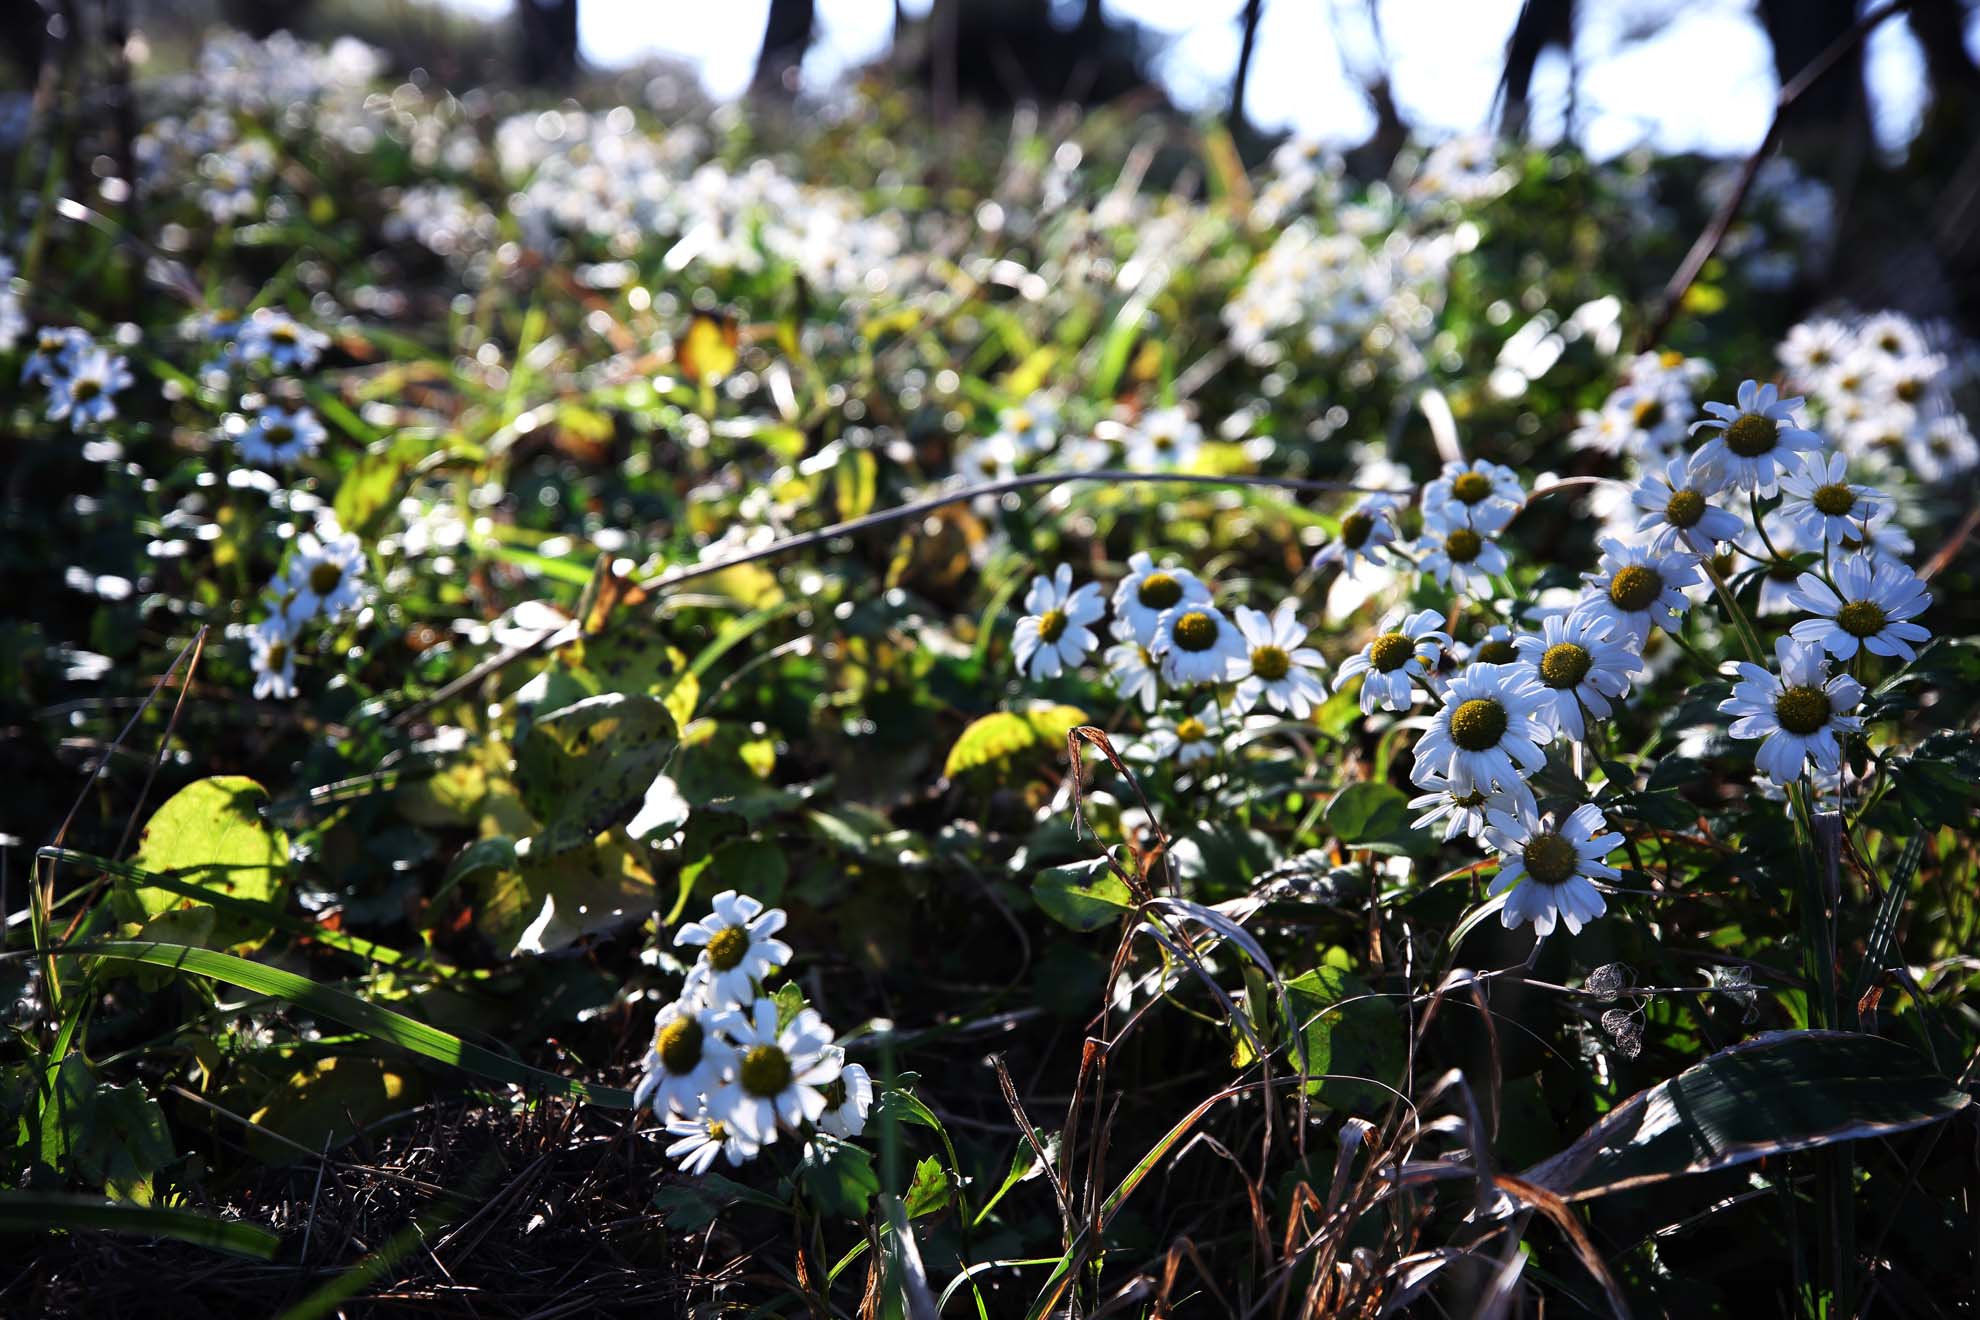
[1421,459,1523,534]
[1609,387,1694,458]
[248,616,297,700]
[1311,495,1401,578]
[1408,772,1537,843]
[45,346,134,432]
[1568,401,1633,457]
[282,530,367,623]
[1776,318,1851,388]
[1512,610,1641,743]
[1787,555,1932,661]
[1774,451,1878,546]
[664,1112,760,1175]
[675,890,794,1008]
[1578,538,1700,648]
[1409,662,1550,793]
[996,394,1060,454]
[1857,311,1927,360]
[238,404,327,467]
[1689,378,1821,496]
[1229,601,1328,716]
[1720,636,1864,782]
[1139,700,1224,767]
[632,998,737,1117]
[708,1000,841,1146]
[816,1057,873,1139]
[1906,414,1979,483]
[1418,522,1509,595]
[1111,552,1213,646]
[1334,608,1450,713]
[1012,565,1105,680]
[1125,406,1202,470]
[20,325,90,386]
[1484,803,1622,937]
[238,310,329,372]
[1630,455,1744,556]
[956,430,1020,486]
[1463,623,1519,669]
[1151,602,1247,684]
[1103,617,1162,712]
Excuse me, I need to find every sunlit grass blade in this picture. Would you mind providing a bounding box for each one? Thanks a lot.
[81,940,633,1107]
[0,1192,279,1259]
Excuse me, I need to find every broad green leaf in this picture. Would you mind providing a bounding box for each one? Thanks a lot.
[483,831,654,956]
[944,712,1039,778]
[1033,858,1134,932]
[129,776,289,952]
[1523,1029,1971,1201]
[514,693,678,855]
[1324,782,1429,856]
[905,1155,951,1218]
[0,1192,279,1259]
[76,1081,174,1203]
[799,1137,879,1219]
[1281,966,1403,1113]
[82,941,633,1106]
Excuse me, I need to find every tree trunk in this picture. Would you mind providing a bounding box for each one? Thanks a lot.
[1756,0,1866,156]
[752,0,815,97]
[1229,0,1264,131]
[1496,0,1575,140]
[517,0,580,86]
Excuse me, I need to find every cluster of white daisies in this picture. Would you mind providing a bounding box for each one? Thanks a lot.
[1011,370,1936,940]
[246,515,368,700]
[21,325,136,439]
[194,308,336,470]
[633,890,872,1175]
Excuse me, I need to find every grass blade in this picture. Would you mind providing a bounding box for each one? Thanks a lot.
[0,1192,279,1259]
[80,940,633,1107]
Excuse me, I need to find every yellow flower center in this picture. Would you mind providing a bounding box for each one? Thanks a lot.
[1774,684,1830,736]
[308,561,343,596]
[1368,631,1414,673]
[266,640,288,670]
[1171,610,1219,652]
[1250,645,1291,681]
[1475,639,1516,666]
[1811,483,1856,517]
[73,379,103,402]
[1444,527,1483,563]
[1631,398,1665,430]
[268,422,295,445]
[705,924,752,971]
[1539,641,1592,689]
[1339,511,1374,550]
[1608,565,1660,612]
[706,1119,730,1142]
[1895,378,1922,403]
[1137,573,1183,610]
[1766,557,1801,582]
[1449,697,1508,751]
[1724,413,1779,458]
[656,1015,704,1074]
[1450,471,1493,504]
[1521,832,1579,886]
[739,1044,794,1098]
[1836,599,1887,638]
[1664,489,1705,528]
[1035,608,1069,644]
[1175,716,1209,742]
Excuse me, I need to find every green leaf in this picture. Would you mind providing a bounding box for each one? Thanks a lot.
[76,1082,175,1202]
[1033,858,1134,932]
[515,693,678,855]
[904,1155,951,1219]
[0,1192,279,1259]
[1324,782,1428,856]
[799,1137,879,1219]
[944,712,1040,778]
[1523,1029,1971,1201]
[128,776,289,952]
[82,941,633,1107]
[330,430,427,536]
[480,831,654,956]
[1281,966,1403,1113]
